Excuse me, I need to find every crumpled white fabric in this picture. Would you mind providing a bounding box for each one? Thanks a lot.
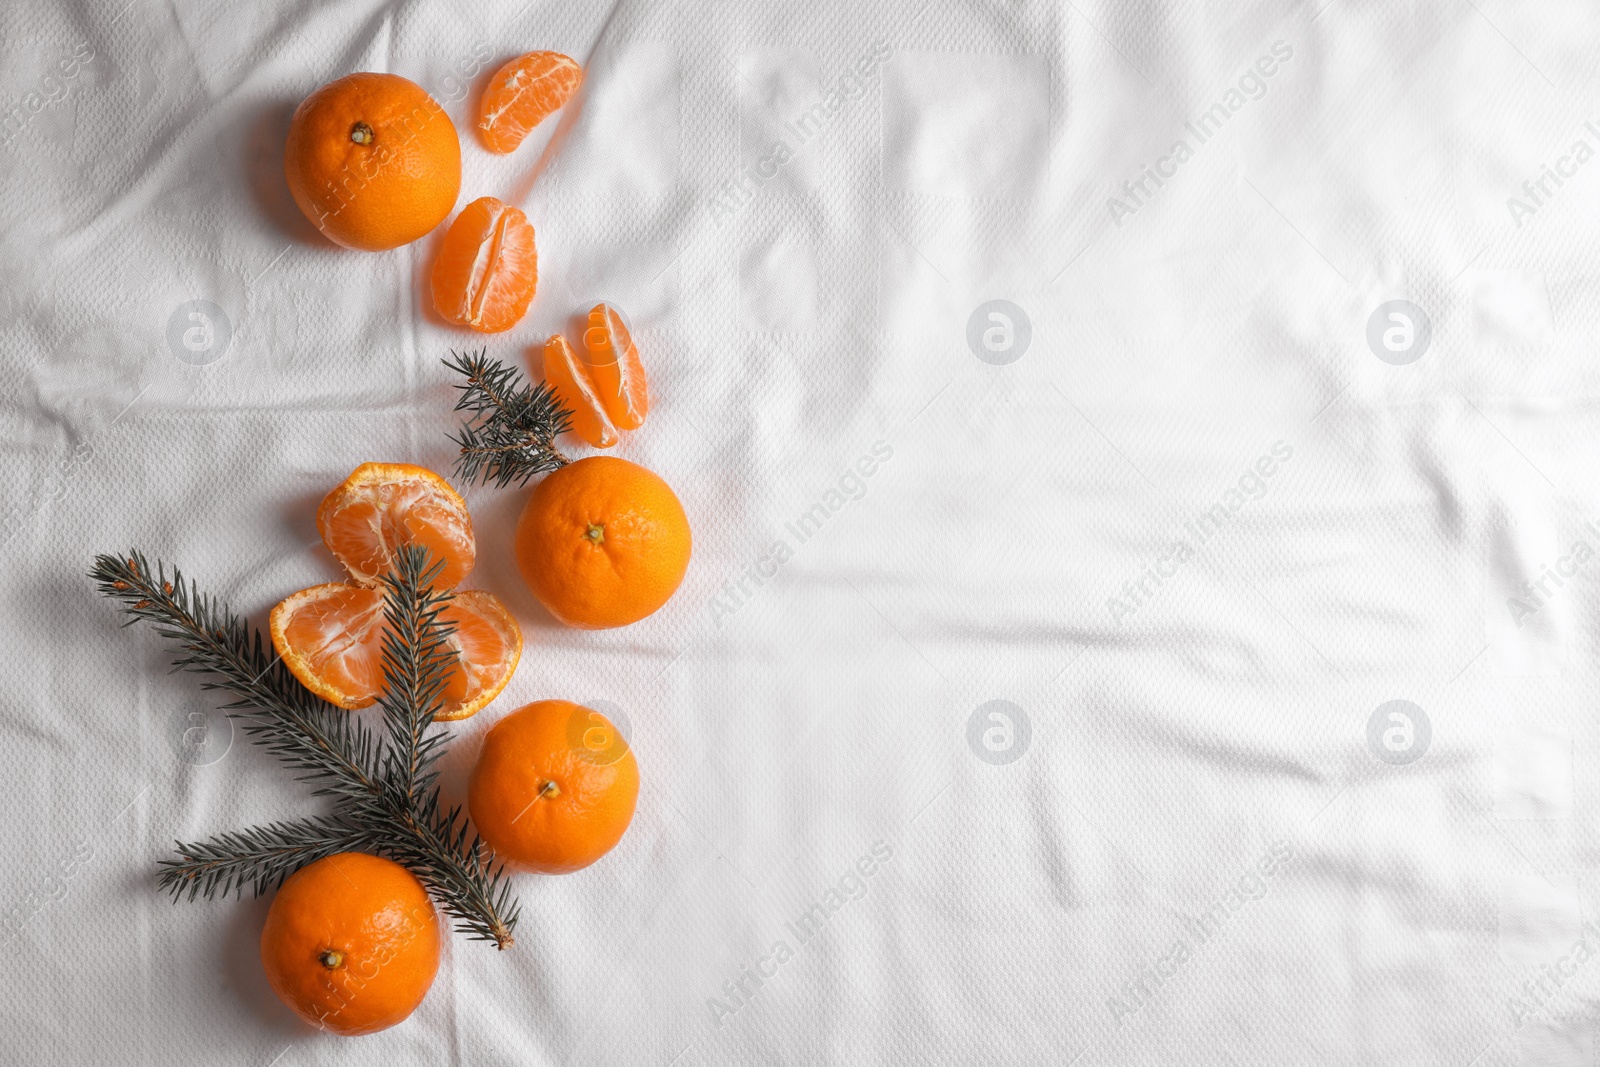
[2,0,1598,1063]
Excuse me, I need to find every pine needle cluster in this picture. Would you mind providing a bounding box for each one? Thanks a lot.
[88,546,520,949]
[444,349,573,487]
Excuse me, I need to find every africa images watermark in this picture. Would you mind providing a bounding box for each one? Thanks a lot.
[1108,40,1295,226]
[967,700,1031,765]
[1107,441,1294,622]
[1507,921,1600,1029]
[1505,119,1600,229]
[1504,523,1600,630]
[315,898,438,1031]
[0,437,93,550]
[708,440,893,626]
[708,39,892,225]
[0,837,94,951]
[707,840,895,1029]
[0,40,94,149]
[1107,840,1295,1026]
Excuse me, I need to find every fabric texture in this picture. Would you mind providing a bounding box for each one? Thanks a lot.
[2,0,1598,1063]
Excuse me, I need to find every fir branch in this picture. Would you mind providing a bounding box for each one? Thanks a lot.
[91,548,522,950]
[90,553,382,802]
[364,545,518,946]
[374,548,456,807]
[158,816,373,902]
[378,790,520,948]
[444,349,572,488]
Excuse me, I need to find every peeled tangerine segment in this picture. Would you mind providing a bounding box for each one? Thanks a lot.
[271,584,387,709]
[431,196,538,333]
[580,302,648,430]
[270,584,522,720]
[317,463,475,589]
[435,590,523,721]
[477,51,583,154]
[541,334,617,448]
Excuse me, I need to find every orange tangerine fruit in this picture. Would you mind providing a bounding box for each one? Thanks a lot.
[430,196,538,334]
[435,590,523,720]
[284,73,461,252]
[468,700,639,873]
[260,852,440,1035]
[269,584,521,720]
[317,463,476,590]
[540,334,617,448]
[580,303,648,430]
[477,51,583,154]
[270,584,386,708]
[514,456,690,629]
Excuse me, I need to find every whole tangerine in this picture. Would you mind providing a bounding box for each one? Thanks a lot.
[469,700,639,874]
[284,72,461,251]
[259,852,441,1036]
[514,456,691,629]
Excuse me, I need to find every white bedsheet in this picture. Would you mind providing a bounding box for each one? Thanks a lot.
[4,0,1600,1063]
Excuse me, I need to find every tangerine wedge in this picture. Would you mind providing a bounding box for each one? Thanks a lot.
[433,589,524,720]
[270,584,386,708]
[317,463,476,589]
[477,51,583,154]
[270,583,522,720]
[541,334,617,448]
[431,196,538,333]
[580,303,648,430]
